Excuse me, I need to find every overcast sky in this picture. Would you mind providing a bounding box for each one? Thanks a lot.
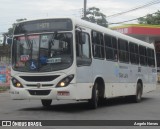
[0,0,159,33]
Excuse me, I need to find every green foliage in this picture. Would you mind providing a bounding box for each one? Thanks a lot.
[138,10,160,25]
[82,7,108,28]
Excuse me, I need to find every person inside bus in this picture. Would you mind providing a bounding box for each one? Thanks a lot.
[39,50,48,65]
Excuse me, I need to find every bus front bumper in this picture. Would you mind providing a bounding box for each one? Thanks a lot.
[10,84,77,100]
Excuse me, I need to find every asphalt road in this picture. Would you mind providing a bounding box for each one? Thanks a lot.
[0,85,160,129]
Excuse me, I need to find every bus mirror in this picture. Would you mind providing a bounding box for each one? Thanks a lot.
[7,38,12,45]
[75,26,85,44]
[80,33,86,44]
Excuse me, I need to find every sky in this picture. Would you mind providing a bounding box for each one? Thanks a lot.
[0,0,160,33]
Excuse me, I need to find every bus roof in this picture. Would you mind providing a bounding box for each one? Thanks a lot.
[72,18,154,49]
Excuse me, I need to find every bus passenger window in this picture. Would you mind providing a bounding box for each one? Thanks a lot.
[147,48,155,67]
[104,35,117,61]
[118,39,129,63]
[92,31,104,59]
[129,42,139,65]
[139,45,147,66]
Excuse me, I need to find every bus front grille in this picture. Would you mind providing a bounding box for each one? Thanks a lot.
[26,84,53,87]
[28,90,51,96]
[20,75,59,82]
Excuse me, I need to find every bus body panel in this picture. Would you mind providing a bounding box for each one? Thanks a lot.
[10,83,77,100]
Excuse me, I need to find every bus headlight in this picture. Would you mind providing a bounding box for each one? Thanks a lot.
[56,74,74,87]
[12,78,23,88]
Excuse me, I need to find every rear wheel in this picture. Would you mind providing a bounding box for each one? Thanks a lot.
[41,99,52,107]
[88,82,99,109]
[132,83,143,103]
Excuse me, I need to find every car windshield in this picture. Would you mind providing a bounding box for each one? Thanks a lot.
[12,32,73,72]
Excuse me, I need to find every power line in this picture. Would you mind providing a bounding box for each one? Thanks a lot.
[108,11,157,25]
[107,0,160,18]
[108,18,138,25]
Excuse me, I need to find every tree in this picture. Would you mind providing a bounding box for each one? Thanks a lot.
[138,10,160,25]
[6,18,27,37]
[82,7,108,27]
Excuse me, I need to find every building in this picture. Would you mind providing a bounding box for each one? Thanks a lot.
[111,24,160,43]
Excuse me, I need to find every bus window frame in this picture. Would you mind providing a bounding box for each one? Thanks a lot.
[129,42,139,65]
[104,34,118,62]
[118,38,129,64]
[139,45,148,67]
[91,30,105,60]
[147,48,155,68]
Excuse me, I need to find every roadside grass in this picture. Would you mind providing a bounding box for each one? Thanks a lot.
[0,86,10,93]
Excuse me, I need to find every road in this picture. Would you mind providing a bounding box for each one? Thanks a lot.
[0,85,160,129]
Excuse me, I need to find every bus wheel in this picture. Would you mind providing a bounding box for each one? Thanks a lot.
[88,82,99,109]
[132,83,143,103]
[41,99,52,107]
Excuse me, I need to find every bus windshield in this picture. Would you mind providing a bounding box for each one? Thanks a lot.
[12,33,73,72]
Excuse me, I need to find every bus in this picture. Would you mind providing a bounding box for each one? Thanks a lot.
[10,18,157,109]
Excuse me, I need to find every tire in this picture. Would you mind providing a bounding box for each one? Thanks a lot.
[132,83,143,103]
[41,99,52,107]
[88,82,99,109]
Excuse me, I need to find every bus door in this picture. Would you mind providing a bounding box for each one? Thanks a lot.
[75,26,92,99]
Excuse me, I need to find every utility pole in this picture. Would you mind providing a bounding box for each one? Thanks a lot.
[84,0,87,18]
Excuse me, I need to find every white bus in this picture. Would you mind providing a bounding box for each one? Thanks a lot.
[10,18,157,109]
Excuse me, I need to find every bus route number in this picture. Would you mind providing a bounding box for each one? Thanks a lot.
[38,23,49,29]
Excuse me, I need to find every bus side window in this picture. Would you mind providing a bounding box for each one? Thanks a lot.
[92,31,104,59]
[104,34,118,61]
[139,45,147,66]
[129,42,139,65]
[147,48,155,67]
[76,31,91,66]
[118,39,129,63]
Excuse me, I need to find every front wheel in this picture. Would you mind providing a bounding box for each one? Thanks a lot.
[41,99,52,107]
[88,82,99,109]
